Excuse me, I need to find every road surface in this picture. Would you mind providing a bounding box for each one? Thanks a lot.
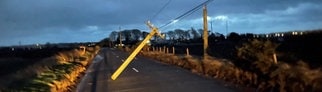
[76,48,238,92]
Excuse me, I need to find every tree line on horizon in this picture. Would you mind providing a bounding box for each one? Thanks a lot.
[106,28,228,45]
[100,28,322,47]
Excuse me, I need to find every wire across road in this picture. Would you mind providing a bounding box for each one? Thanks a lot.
[76,48,237,92]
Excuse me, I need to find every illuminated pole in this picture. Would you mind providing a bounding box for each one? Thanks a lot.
[203,5,208,57]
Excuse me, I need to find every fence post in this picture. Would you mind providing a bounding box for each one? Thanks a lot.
[172,47,175,55]
[152,47,155,51]
[186,48,190,56]
[166,48,169,54]
[159,47,162,52]
[147,47,150,52]
[273,53,277,64]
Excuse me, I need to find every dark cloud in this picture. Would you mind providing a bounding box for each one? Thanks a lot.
[220,2,322,33]
[0,0,322,46]
[210,0,322,14]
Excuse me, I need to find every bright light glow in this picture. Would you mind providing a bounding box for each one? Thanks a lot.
[275,33,281,37]
[171,19,179,24]
[292,32,298,35]
[207,16,212,20]
[214,15,228,20]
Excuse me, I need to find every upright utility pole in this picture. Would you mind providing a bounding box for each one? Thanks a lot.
[119,26,122,46]
[203,5,208,57]
[210,21,213,33]
[225,20,228,37]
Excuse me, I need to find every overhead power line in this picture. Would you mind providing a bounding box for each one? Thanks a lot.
[159,0,214,29]
[150,0,172,22]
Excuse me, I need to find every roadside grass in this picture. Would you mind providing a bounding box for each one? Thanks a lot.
[9,62,85,92]
[139,49,322,92]
[0,46,100,91]
[0,57,56,90]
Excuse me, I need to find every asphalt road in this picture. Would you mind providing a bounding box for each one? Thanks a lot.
[76,48,238,92]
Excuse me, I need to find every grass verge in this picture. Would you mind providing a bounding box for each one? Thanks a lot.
[1,46,100,92]
[140,51,322,92]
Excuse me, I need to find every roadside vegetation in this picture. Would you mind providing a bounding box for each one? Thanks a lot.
[102,29,322,92]
[135,39,322,92]
[0,45,100,91]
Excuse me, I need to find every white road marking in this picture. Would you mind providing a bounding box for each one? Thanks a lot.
[121,59,124,62]
[132,68,139,72]
[116,56,119,58]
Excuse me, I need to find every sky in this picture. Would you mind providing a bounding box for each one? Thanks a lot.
[1,0,322,46]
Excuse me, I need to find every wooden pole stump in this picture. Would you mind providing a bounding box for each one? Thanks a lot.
[186,48,190,56]
[172,47,175,55]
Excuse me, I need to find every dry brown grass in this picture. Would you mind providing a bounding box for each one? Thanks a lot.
[267,61,322,92]
[184,56,203,73]
[139,49,322,91]
[56,49,84,64]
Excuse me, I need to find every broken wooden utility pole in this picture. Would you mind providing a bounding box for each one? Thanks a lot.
[111,21,164,80]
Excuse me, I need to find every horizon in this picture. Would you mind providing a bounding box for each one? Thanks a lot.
[3,28,321,47]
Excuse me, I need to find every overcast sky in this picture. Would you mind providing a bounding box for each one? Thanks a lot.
[1,0,322,46]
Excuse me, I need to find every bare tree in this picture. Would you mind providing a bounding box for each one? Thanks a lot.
[183,30,191,40]
[121,30,132,42]
[198,29,204,37]
[190,28,200,39]
[142,31,149,39]
[109,31,119,42]
[167,31,176,40]
[174,29,185,40]
[132,29,142,41]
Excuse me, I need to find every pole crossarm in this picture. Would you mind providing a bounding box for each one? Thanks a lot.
[147,21,165,39]
[111,21,163,80]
